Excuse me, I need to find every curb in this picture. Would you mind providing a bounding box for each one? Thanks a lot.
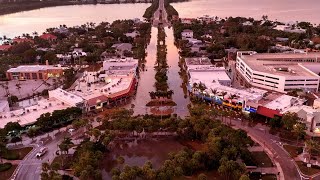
[9,144,37,180]
[246,133,285,180]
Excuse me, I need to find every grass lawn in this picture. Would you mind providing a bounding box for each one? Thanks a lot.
[296,161,320,176]
[10,147,33,160]
[3,147,33,160]
[251,152,274,167]
[0,164,17,180]
[283,144,303,158]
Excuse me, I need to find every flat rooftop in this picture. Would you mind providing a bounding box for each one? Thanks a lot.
[0,98,71,128]
[72,72,135,101]
[7,65,63,73]
[189,71,267,101]
[185,57,212,66]
[49,88,84,106]
[239,52,320,77]
[189,69,231,82]
[264,95,305,111]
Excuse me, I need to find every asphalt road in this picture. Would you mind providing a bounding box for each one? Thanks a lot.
[153,0,168,26]
[225,117,307,180]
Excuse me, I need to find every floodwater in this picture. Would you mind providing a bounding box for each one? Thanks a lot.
[101,138,185,179]
[173,0,320,24]
[166,27,190,117]
[0,3,150,38]
[130,27,157,115]
[1,0,320,38]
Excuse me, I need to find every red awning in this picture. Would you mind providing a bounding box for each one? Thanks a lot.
[257,106,282,118]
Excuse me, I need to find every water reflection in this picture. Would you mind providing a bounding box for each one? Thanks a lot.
[0,3,151,38]
[130,27,158,115]
[173,0,320,24]
[102,138,184,179]
[166,27,190,117]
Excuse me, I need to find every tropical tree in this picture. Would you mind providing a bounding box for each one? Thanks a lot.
[292,123,306,144]
[282,112,299,130]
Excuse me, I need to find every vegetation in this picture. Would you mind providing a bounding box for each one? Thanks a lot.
[296,161,320,176]
[143,0,159,19]
[0,164,17,180]
[97,106,255,180]
[0,163,12,172]
[283,144,303,158]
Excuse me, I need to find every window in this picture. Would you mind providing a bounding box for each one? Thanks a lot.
[266,76,279,80]
[306,79,318,81]
[265,80,279,84]
[253,77,264,82]
[32,73,37,79]
[316,123,320,126]
[25,73,30,79]
[253,73,264,77]
[38,73,43,79]
[285,84,304,86]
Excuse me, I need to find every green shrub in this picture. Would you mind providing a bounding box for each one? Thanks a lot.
[0,163,12,172]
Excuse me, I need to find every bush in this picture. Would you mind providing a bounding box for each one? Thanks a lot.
[0,163,12,172]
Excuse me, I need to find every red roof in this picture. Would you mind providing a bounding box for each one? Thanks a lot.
[87,95,109,107]
[40,33,57,40]
[257,106,282,118]
[13,38,34,44]
[0,45,12,51]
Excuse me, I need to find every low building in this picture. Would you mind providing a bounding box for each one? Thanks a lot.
[181,29,193,39]
[40,33,58,41]
[242,21,253,26]
[0,98,71,128]
[125,30,140,38]
[274,25,306,34]
[0,45,12,52]
[48,88,84,108]
[6,65,64,80]
[181,18,194,24]
[112,43,133,57]
[236,51,320,93]
[103,57,138,72]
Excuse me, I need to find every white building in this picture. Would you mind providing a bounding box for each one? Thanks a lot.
[0,98,72,128]
[49,88,84,108]
[102,57,138,71]
[181,29,194,39]
[125,30,140,38]
[236,51,320,93]
[274,25,306,34]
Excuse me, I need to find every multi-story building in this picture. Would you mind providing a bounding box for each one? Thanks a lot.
[236,51,320,93]
[6,65,64,80]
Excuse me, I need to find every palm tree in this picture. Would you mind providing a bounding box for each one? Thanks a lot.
[15,82,22,98]
[292,123,306,145]
[305,140,319,163]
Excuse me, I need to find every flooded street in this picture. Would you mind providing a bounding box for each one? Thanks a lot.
[101,138,185,179]
[166,27,190,117]
[130,27,157,115]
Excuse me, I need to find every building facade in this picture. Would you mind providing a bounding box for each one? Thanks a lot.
[6,65,64,80]
[236,51,320,93]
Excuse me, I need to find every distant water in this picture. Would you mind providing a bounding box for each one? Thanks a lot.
[0,3,150,38]
[173,0,320,24]
[0,0,320,38]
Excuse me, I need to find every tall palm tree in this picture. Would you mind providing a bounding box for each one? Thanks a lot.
[305,139,319,163]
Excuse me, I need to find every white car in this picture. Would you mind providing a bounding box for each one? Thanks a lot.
[68,128,75,133]
[36,147,48,158]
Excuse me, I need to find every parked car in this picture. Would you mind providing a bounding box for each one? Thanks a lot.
[36,147,48,158]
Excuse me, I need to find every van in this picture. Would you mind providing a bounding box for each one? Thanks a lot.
[36,147,48,158]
